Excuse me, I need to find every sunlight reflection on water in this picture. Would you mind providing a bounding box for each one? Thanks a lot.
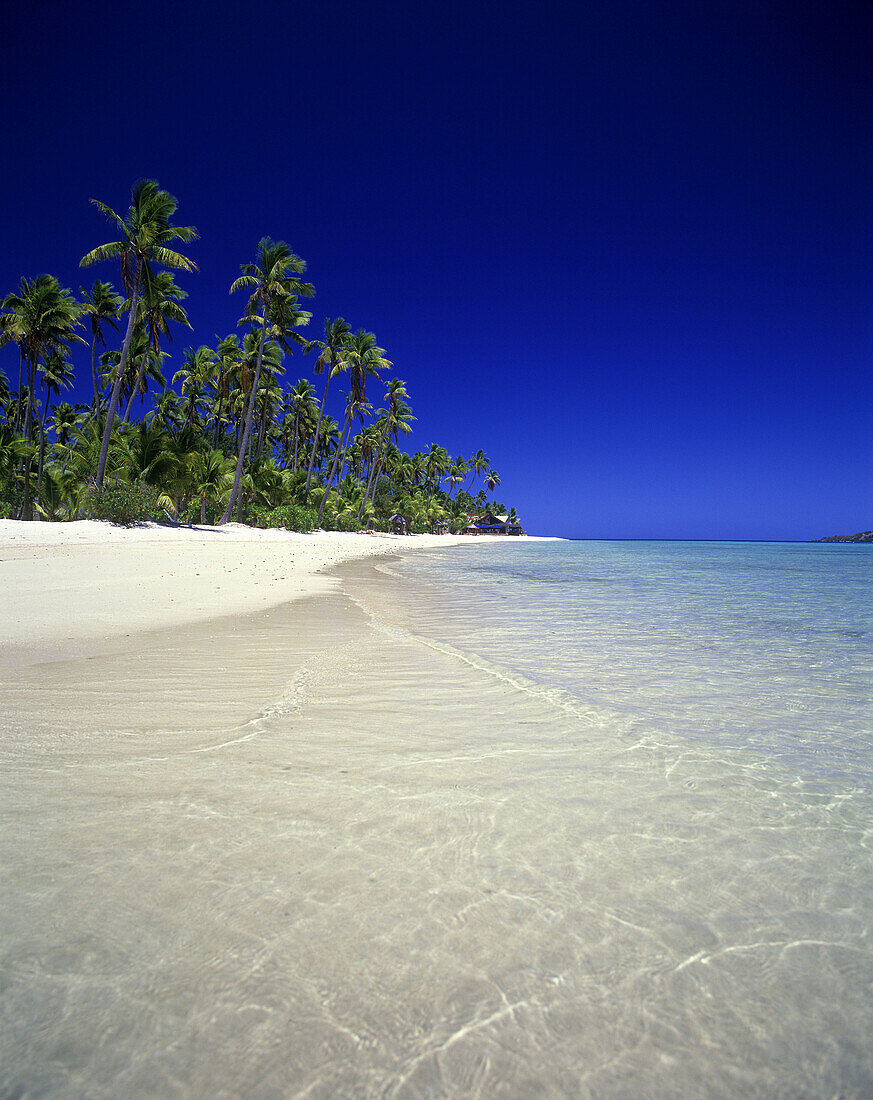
[1,542,872,1096]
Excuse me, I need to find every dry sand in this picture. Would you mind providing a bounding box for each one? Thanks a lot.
[0,519,477,662]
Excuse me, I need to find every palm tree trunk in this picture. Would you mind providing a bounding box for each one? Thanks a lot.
[201,493,207,524]
[256,403,267,461]
[122,357,146,424]
[213,393,223,448]
[292,412,300,471]
[358,424,388,520]
[96,262,141,488]
[364,454,385,518]
[368,443,390,512]
[21,361,36,520]
[219,319,267,525]
[317,413,350,526]
[90,334,99,403]
[37,384,52,504]
[305,371,332,498]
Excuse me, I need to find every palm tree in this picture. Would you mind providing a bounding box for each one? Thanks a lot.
[0,275,84,518]
[310,413,339,476]
[424,442,450,493]
[467,448,489,492]
[354,421,382,487]
[226,330,283,457]
[305,317,352,497]
[209,333,241,448]
[114,419,178,488]
[80,179,197,488]
[219,238,313,524]
[316,393,371,526]
[392,451,416,494]
[316,328,388,520]
[254,371,284,462]
[115,335,169,426]
[284,378,318,471]
[409,451,427,489]
[358,378,414,520]
[122,270,190,423]
[37,351,74,497]
[149,388,182,435]
[247,456,286,510]
[346,329,391,406]
[173,344,215,431]
[447,455,469,500]
[187,447,234,523]
[79,280,123,403]
[50,402,80,447]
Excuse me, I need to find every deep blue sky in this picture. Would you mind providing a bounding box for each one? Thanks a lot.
[2,0,871,538]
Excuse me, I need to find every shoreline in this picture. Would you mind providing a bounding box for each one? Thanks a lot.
[0,519,489,664]
[2,531,871,1094]
[1,543,578,1094]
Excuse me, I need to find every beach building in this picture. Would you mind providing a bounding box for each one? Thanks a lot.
[470,510,524,535]
[389,512,409,535]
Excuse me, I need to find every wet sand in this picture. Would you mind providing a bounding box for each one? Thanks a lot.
[1,522,528,1096]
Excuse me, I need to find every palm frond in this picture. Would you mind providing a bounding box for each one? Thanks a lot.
[150,247,198,272]
[80,242,125,267]
[165,225,199,243]
[89,199,128,235]
[229,275,259,294]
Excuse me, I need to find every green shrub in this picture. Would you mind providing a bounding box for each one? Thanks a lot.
[248,505,271,529]
[176,502,219,525]
[247,503,318,532]
[269,504,318,531]
[318,506,337,530]
[83,482,161,526]
[0,500,14,519]
[334,512,360,532]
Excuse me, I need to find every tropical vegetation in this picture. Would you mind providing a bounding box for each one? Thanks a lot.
[0,179,514,532]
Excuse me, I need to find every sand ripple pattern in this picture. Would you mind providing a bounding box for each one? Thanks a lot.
[2,543,873,1096]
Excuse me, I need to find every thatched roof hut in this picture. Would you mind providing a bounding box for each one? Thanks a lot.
[389,512,409,535]
[471,510,524,535]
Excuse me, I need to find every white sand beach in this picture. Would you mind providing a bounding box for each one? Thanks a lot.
[0,520,476,662]
[2,520,509,1095]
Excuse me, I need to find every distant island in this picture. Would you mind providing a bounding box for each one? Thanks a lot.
[818,531,873,543]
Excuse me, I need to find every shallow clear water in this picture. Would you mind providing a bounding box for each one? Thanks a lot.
[2,540,872,1097]
[383,540,873,776]
[355,539,873,1092]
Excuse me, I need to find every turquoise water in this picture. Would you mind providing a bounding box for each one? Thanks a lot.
[385,540,873,779]
[352,538,873,1093]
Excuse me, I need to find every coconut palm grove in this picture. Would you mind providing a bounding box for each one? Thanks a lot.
[0,179,518,533]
